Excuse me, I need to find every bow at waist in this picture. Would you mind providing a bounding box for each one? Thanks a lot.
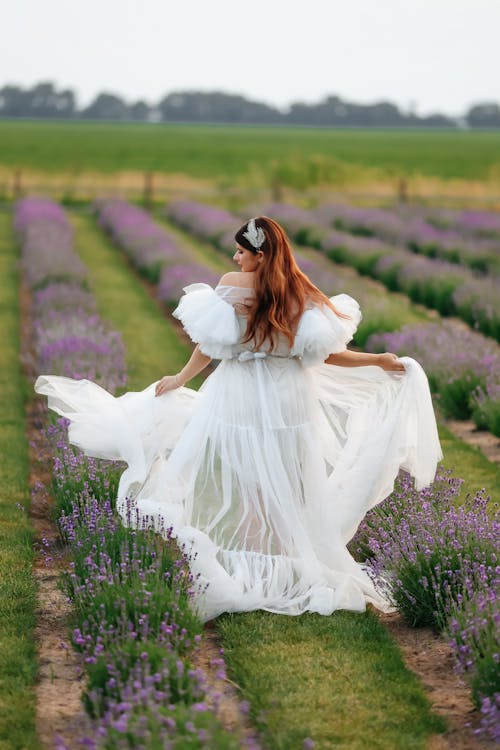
[237,350,268,362]
[235,350,299,362]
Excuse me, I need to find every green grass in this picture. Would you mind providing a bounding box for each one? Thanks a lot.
[217,610,446,750]
[0,209,39,749]
[1,121,499,181]
[71,210,196,391]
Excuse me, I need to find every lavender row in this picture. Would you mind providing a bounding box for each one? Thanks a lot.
[349,470,500,742]
[366,321,500,434]
[259,202,500,342]
[17,198,245,748]
[15,197,127,392]
[323,234,499,341]
[423,206,500,241]
[93,198,219,305]
[313,203,500,275]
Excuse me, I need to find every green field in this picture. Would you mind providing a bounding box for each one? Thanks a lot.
[1,120,500,182]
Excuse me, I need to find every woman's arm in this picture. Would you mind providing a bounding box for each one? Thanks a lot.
[325,350,405,371]
[155,345,212,396]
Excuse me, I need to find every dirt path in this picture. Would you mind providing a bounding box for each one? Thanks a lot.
[377,610,494,750]
[21,280,88,748]
[194,622,262,745]
[29,422,88,748]
[446,419,500,465]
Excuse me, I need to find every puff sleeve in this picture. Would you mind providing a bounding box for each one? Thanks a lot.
[172,283,241,359]
[291,293,362,367]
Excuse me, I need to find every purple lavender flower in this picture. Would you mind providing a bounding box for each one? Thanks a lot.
[33,283,96,316]
[14,196,70,232]
[15,201,87,289]
[34,313,126,392]
[158,264,219,306]
[472,371,500,437]
[367,321,500,419]
[452,276,500,340]
[475,693,500,743]
[446,581,500,741]
[429,207,500,239]
[350,471,499,630]
[166,200,236,243]
[94,199,188,282]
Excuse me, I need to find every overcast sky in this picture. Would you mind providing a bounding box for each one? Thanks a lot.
[2,0,498,116]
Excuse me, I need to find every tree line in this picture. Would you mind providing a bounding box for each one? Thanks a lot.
[1,81,499,128]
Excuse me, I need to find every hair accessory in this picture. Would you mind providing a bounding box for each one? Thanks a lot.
[243,218,266,250]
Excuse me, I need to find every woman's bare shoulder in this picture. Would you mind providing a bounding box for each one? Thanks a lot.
[218,271,255,289]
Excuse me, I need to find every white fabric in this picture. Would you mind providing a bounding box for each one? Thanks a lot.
[34,283,442,621]
[291,293,362,366]
[172,283,241,359]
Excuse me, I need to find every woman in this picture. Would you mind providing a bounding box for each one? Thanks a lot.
[35,216,442,621]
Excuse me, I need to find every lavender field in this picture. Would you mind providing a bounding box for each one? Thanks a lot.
[0,194,499,748]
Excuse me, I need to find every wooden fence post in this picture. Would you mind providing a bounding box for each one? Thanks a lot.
[271,174,283,202]
[143,171,154,208]
[13,169,23,199]
[397,177,408,203]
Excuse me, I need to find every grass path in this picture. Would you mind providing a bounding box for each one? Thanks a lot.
[0,209,38,749]
[71,209,452,749]
[217,611,446,750]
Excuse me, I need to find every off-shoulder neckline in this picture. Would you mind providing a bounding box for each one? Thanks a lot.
[216,284,255,291]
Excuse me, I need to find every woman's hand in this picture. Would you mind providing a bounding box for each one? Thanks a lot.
[154,346,211,397]
[377,353,406,372]
[155,375,182,396]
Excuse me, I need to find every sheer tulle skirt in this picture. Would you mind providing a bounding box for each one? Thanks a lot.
[35,355,441,620]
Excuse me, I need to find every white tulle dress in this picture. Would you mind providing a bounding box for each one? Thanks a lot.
[35,283,442,621]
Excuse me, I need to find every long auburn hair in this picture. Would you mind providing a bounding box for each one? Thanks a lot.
[234,216,350,350]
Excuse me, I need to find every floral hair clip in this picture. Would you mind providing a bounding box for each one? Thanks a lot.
[243,218,266,250]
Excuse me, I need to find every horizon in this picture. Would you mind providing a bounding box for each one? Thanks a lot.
[2,0,499,119]
[0,82,492,124]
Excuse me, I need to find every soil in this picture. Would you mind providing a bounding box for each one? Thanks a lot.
[32,553,87,748]
[193,622,261,745]
[376,609,495,750]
